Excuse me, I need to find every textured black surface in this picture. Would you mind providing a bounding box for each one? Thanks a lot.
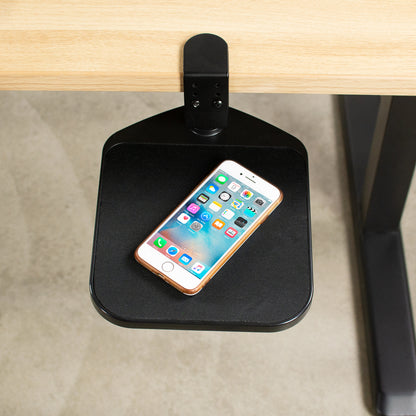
[90,107,312,331]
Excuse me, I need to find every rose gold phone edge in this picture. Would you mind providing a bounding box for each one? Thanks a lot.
[134,162,283,295]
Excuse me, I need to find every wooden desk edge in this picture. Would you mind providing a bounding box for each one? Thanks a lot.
[1,72,416,95]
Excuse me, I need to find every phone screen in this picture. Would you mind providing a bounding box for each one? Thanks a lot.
[146,169,272,279]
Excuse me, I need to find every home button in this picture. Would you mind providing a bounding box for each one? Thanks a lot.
[161,262,174,272]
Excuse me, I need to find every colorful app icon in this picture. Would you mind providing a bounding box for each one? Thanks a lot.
[231,199,244,210]
[186,203,200,214]
[212,219,225,229]
[244,206,257,217]
[199,211,212,222]
[190,221,203,231]
[254,197,265,206]
[177,212,191,224]
[225,227,238,238]
[197,193,209,204]
[228,181,241,192]
[209,201,222,212]
[153,237,167,248]
[221,209,235,220]
[179,254,192,265]
[206,183,218,194]
[234,216,248,228]
[191,262,205,275]
[240,189,253,200]
[215,174,228,184]
[166,245,179,256]
[219,191,231,202]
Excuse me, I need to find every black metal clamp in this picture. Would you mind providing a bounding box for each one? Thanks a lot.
[183,34,229,136]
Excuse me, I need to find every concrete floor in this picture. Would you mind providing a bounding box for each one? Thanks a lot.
[0,92,415,415]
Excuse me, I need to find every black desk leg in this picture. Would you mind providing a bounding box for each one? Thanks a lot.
[341,96,416,416]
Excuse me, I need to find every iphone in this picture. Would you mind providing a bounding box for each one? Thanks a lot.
[135,160,283,295]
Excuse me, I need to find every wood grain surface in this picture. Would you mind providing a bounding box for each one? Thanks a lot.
[1,0,416,93]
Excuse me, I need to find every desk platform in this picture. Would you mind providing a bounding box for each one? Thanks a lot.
[90,107,313,331]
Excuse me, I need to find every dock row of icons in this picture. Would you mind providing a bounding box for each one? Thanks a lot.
[153,237,205,275]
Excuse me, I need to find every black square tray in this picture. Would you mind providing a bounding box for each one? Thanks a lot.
[90,107,313,331]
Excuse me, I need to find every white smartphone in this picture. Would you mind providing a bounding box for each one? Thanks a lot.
[135,160,283,295]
